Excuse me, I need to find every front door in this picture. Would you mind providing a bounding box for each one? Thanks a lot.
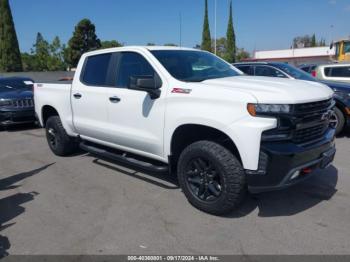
[104,51,166,160]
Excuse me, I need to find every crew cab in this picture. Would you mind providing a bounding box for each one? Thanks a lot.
[35,46,336,215]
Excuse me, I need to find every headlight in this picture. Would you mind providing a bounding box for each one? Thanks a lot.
[0,99,12,107]
[247,103,291,116]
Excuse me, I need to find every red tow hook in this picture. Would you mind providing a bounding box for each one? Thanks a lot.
[301,167,313,175]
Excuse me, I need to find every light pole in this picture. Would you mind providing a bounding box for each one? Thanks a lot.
[214,0,217,55]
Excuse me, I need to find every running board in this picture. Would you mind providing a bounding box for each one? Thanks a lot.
[80,142,169,173]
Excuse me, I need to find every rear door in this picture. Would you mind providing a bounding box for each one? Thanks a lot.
[71,52,117,140]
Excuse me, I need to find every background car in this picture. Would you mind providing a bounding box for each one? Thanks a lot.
[299,64,318,77]
[0,77,36,129]
[313,64,350,83]
[234,62,350,135]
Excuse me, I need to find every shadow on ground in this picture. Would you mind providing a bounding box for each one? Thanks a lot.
[0,163,54,258]
[91,153,338,218]
[92,158,179,190]
[229,165,338,218]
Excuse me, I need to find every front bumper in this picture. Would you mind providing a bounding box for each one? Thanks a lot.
[247,129,336,193]
[0,109,36,126]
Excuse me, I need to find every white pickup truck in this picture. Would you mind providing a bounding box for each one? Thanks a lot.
[35,46,336,215]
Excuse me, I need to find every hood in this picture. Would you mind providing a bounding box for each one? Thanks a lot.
[0,88,33,100]
[201,76,333,104]
[319,80,350,93]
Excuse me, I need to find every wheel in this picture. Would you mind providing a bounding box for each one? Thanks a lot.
[177,141,246,215]
[45,116,78,156]
[330,107,345,136]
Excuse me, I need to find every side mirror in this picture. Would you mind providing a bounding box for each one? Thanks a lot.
[129,75,162,99]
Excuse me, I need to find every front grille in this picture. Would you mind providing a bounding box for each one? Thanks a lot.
[293,123,329,144]
[262,99,334,144]
[10,99,34,108]
[293,99,333,115]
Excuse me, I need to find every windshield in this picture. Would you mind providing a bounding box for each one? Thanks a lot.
[274,63,316,81]
[0,78,34,90]
[151,50,241,82]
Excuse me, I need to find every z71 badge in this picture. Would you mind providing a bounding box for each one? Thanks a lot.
[171,88,192,94]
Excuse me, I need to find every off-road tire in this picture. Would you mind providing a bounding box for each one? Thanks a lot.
[177,141,246,215]
[45,116,78,156]
[333,107,345,136]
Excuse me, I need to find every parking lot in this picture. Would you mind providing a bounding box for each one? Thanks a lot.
[1,125,350,256]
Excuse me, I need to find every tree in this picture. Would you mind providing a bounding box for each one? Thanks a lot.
[293,34,326,48]
[293,35,312,48]
[32,32,50,71]
[65,19,101,68]
[164,43,178,47]
[21,34,66,72]
[147,43,156,46]
[101,40,122,49]
[225,1,236,63]
[311,34,317,47]
[201,0,212,52]
[212,37,227,59]
[47,36,66,71]
[236,48,250,62]
[0,0,22,72]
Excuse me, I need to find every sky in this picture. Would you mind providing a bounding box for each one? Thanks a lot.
[9,0,350,54]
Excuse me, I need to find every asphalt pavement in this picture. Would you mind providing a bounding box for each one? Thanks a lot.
[1,125,350,255]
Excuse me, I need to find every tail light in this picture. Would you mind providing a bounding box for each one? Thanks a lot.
[311,70,317,77]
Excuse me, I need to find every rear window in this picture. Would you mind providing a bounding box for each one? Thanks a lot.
[81,53,113,86]
[324,66,350,78]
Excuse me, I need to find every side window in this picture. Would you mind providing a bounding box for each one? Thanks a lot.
[328,66,350,78]
[81,53,113,86]
[324,67,331,77]
[236,65,251,75]
[255,66,287,78]
[116,52,157,88]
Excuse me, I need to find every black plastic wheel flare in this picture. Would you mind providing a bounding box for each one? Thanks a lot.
[185,157,222,202]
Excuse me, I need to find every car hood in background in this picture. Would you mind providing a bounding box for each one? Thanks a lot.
[201,76,334,104]
[0,88,33,100]
[319,80,350,93]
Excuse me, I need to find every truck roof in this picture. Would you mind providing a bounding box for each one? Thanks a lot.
[83,46,199,57]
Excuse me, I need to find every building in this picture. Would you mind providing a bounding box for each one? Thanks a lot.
[247,46,335,66]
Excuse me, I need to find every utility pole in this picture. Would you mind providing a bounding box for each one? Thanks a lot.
[179,12,183,47]
[214,0,217,55]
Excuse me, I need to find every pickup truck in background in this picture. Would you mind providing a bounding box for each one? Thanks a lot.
[34,46,336,215]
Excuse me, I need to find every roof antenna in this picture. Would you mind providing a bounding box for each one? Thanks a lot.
[179,12,182,47]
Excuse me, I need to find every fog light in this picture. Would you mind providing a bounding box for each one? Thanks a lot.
[291,171,301,180]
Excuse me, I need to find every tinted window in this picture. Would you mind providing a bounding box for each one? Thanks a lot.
[254,66,287,78]
[236,65,252,75]
[344,42,350,53]
[274,63,316,81]
[151,50,240,82]
[116,52,156,88]
[325,66,350,77]
[82,53,113,86]
[300,66,310,73]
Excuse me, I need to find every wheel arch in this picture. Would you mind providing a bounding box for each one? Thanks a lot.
[169,124,242,168]
[41,105,60,127]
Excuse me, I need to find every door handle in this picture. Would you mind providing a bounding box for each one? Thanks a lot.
[109,96,121,103]
[73,93,82,99]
